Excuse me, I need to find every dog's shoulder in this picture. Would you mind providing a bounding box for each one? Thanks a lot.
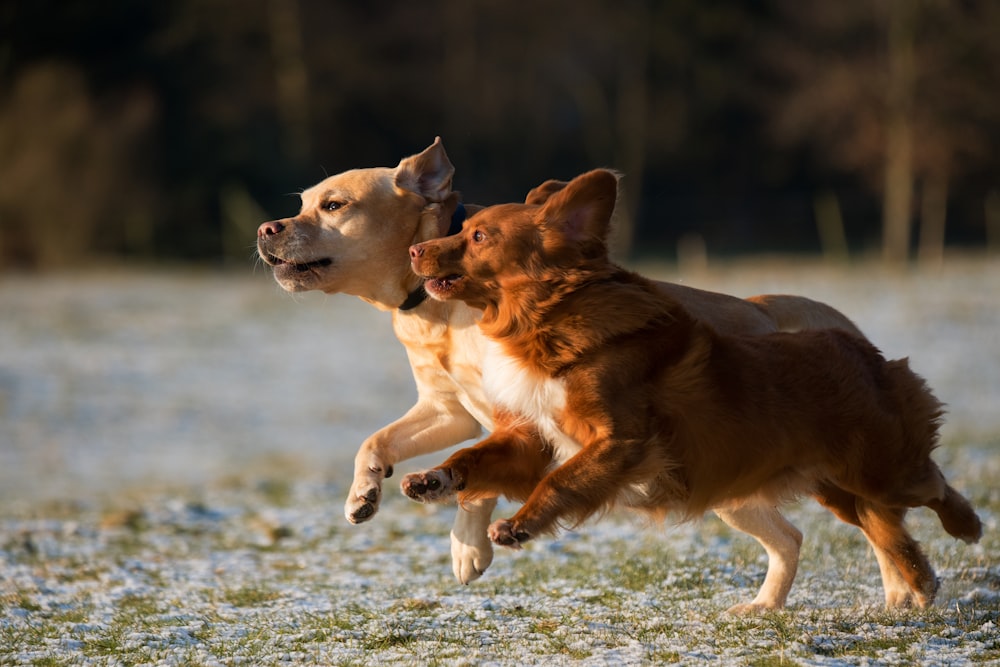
[577,265,696,329]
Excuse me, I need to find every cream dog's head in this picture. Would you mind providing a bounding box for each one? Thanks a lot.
[257,137,460,308]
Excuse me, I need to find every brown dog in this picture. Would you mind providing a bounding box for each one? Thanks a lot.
[402,169,982,612]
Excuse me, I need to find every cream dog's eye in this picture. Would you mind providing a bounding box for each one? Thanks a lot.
[323,201,344,212]
[472,230,485,242]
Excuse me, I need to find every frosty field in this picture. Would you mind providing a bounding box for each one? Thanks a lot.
[1,258,998,665]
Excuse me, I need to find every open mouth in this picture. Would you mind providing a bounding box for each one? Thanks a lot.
[263,252,333,273]
[425,274,463,295]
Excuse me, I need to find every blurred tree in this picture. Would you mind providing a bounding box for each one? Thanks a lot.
[321,0,763,260]
[0,0,996,266]
[0,64,157,267]
[910,1,1000,267]
[0,1,161,267]
[763,0,1000,264]
[267,0,310,161]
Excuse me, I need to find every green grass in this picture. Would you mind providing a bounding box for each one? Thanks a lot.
[1,453,997,665]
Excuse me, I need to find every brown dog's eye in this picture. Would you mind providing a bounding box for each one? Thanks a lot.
[323,201,344,212]
[472,230,485,243]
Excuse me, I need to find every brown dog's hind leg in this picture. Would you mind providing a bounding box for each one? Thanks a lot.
[854,499,938,608]
[813,483,916,608]
[715,505,802,614]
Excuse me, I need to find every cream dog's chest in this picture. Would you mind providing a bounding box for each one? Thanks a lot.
[482,340,581,462]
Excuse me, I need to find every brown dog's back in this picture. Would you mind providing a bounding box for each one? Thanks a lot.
[655,324,938,514]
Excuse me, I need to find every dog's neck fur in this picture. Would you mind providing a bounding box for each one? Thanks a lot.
[479,264,689,376]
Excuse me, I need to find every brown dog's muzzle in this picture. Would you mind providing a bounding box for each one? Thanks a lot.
[409,242,432,276]
[409,234,464,276]
[409,237,474,303]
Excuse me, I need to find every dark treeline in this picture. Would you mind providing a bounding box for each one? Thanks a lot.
[1,0,998,268]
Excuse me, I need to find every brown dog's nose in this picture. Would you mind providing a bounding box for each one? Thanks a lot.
[409,244,424,259]
[258,220,285,238]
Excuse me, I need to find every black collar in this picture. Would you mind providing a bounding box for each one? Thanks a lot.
[397,285,428,311]
[447,203,467,236]
[398,203,467,311]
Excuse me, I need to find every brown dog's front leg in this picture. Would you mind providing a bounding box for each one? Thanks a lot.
[488,518,532,549]
[493,437,649,544]
[401,418,551,505]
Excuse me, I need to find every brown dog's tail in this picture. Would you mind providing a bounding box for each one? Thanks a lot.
[747,294,864,337]
[881,356,983,544]
[930,483,983,544]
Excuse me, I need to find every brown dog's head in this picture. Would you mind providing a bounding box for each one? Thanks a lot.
[408,169,619,312]
[256,137,458,303]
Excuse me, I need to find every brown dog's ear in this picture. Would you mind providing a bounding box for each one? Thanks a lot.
[395,136,455,202]
[524,179,569,205]
[539,170,619,247]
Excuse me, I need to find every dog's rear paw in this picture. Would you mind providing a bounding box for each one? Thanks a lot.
[726,602,780,616]
[885,576,939,610]
[401,469,462,503]
[488,519,531,549]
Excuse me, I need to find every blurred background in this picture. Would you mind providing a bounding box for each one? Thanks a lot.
[2,0,999,269]
[2,1,999,506]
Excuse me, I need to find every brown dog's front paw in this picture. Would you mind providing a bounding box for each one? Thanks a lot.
[488,519,531,549]
[400,469,462,503]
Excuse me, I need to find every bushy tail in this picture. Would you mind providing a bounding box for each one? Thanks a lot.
[930,483,983,544]
[747,294,864,337]
[882,358,982,544]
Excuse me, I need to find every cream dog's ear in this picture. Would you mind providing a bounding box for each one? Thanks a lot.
[538,169,619,249]
[395,136,455,203]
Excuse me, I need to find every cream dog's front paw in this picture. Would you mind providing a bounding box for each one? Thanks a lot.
[344,463,392,524]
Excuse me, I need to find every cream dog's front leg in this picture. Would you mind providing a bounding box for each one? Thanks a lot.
[449,496,497,584]
[345,396,497,583]
[346,396,482,523]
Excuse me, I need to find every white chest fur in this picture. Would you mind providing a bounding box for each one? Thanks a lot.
[481,339,581,463]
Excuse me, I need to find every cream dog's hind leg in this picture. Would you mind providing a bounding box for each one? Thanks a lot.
[714,505,803,614]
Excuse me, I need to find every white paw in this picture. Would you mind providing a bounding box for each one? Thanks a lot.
[884,577,938,610]
[451,530,494,584]
[725,602,776,616]
[450,497,497,584]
